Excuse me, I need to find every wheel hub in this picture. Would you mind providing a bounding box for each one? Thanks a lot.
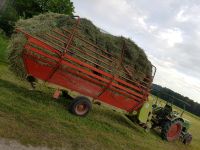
[167,123,182,141]
[75,103,88,115]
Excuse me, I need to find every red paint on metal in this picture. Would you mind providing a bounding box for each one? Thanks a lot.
[18,16,155,113]
[167,123,182,141]
[98,90,140,111]
[61,28,118,59]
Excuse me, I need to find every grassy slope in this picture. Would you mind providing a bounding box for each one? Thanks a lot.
[0,35,199,150]
[0,34,8,63]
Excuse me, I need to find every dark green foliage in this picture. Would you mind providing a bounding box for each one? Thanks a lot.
[35,0,74,15]
[0,0,18,36]
[0,0,74,36]
[13,0,74,18]
[13,0,42,18]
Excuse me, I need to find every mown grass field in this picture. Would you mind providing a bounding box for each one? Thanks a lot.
[0,34,200,150]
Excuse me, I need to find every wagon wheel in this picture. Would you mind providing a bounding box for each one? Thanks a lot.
[69,96,92,117]
[161,120,183,141]
[182,133,192,144]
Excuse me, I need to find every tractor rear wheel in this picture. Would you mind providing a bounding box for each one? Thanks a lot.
[161,120,183,141]
[69,96,92,117]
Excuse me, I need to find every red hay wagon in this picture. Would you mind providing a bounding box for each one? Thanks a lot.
[17,16,156,116]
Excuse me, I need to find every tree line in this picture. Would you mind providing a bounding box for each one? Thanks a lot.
[151,84,200,117]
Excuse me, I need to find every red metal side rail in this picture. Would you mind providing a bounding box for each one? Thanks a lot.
[17,16,156,113]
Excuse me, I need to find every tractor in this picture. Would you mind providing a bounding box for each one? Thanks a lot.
[150,92,192,144]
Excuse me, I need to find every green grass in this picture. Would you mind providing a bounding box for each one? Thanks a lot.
[0,64,200,150]
[0,35,200,149]
[0,34,8,62]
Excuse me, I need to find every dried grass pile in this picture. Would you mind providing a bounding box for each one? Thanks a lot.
[8,13,152,81]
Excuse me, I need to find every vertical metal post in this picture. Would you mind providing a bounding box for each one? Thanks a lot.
[63,16,80,54]
[45,16,80,82]
[94,41,126,100]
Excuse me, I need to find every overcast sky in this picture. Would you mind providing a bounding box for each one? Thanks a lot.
[72,0,200,103]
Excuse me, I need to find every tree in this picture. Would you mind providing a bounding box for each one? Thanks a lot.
[0,0,74,35]
[0,0,18,36]
[35,0,74,15]
[13,0,74,18]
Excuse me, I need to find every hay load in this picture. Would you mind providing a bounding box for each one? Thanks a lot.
[8,13,152,81]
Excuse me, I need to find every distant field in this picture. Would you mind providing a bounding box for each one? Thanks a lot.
[0,34,199,149]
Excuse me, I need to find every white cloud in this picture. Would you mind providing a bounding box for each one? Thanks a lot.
[175,5,200,23]
[149,25,158,32]
[176,7,189,22]
[157,28,183,47]
[149,55,200,101]
[72,0,200,103]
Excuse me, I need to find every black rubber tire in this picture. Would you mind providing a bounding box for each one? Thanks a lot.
[183,133,192,144]
[161,120,183,141]
[69,96,92,117]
